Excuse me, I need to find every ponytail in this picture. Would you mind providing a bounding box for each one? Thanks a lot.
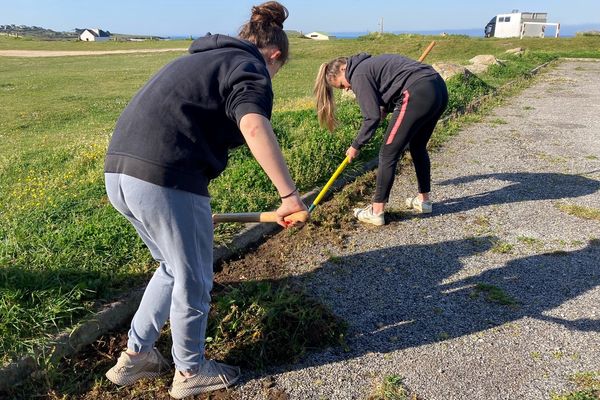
[313,57,348,132]
[314,63,337,131]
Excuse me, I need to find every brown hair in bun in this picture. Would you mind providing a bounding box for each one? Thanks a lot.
[239,1,289,64]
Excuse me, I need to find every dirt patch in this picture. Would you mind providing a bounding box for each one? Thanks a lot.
[217,170,377,282]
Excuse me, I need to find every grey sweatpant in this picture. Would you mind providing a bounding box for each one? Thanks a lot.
[104,173,213,373]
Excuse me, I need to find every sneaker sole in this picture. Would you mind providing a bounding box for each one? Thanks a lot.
[105,369,169,387]
[169,374,241,398]
[357,216,385,226]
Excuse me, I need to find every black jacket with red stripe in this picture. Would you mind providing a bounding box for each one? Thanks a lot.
[345,53,438,149]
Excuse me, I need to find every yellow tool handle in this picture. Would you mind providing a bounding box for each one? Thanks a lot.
[310,156,350,210]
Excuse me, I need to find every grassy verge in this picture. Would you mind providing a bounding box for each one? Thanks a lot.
[0,34,595,368]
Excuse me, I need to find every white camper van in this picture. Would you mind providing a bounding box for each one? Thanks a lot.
[484,11,559,39]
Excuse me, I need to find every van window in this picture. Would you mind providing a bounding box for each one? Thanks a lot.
[499,17,505,22]
[505,16,511,22]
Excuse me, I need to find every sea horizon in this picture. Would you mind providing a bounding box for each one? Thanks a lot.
[163,23,598,40]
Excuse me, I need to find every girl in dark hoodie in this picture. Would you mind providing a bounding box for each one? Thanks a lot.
[104,2,306,397]
[314,53,448,225]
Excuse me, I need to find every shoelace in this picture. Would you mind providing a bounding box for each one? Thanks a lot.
[213,362,231,386]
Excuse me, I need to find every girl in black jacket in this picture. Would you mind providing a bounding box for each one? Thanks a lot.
[314,53,448,225]
[104,2,306,397]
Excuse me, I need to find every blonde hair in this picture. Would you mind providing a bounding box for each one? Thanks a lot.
[238,1,289,64]
[313,57,347,132]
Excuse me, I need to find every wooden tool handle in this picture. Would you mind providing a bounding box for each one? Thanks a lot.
[212,210,310,224]
[418,40,436,62]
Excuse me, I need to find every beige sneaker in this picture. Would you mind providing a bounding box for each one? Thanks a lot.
[353,204,385,226]
[105,348,171,386]
[405,196,432,213]
[168,360,241,398]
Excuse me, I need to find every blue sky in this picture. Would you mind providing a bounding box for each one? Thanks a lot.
[1,0,599,37]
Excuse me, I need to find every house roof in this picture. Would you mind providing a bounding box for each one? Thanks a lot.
[83,29,110,37]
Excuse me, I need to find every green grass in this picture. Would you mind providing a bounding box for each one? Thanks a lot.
[368,375,414,400]
[470,283,519,307]
[1,34,597,366]
[555,202,600,221]
[0,35,190,50]
[517,236,545,250]
[206,281,346,369]
[551,371,600,400]
[491,240,515,254]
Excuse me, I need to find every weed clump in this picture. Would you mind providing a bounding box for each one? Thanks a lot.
[206,281,346,368]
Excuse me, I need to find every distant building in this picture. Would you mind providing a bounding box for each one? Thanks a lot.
[79,28,111,42]
[484,11,560,39]
[304,31,336,40]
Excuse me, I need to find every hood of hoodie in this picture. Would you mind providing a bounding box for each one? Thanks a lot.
[345,52,372,80]
[188,34,265,65]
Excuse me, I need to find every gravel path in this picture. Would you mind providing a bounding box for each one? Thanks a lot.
[235,59,600,399]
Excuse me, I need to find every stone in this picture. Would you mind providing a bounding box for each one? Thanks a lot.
[469,54,499,66]
[506,47,525,56]
[432,62,474,81]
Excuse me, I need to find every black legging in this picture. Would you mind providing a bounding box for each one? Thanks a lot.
[374,74,448,203]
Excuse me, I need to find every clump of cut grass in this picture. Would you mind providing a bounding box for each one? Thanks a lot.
[517,236,545,250]
[470,283,519,308]
[206,281,347,369]
[491,240,514,254]
[517,236,542,245]
[474,215,491,228]
[555,202,600,221]
[368,375,417,400]
[551,371,600,400]
[489,118,508,125]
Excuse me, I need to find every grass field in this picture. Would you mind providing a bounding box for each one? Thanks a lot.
[1,33,599,371]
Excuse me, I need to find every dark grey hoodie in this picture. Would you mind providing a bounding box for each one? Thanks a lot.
[105,34,273,197]
[346,53,438,149]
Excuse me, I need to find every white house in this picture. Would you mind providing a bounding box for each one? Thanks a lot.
[304,31,336,40]
[485,12,560,39]
[79,28,111,42]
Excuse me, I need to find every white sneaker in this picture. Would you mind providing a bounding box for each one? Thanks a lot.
[168,360,241,398]
[105,348,171,387]
[353,205,385,226]
[405,196,432,213]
